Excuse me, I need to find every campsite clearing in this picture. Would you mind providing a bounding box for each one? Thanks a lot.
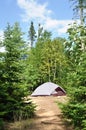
[29,96,73,130]
[6,96,73,130]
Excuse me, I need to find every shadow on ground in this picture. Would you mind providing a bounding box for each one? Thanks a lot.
[5,115,73,130]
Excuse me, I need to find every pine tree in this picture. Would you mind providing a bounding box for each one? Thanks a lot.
[28,21,36,48]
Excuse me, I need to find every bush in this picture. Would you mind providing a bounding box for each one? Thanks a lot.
[0,97,36,121]
[13,100,36,121]
[0,118,4,130]
[62,101,86,130]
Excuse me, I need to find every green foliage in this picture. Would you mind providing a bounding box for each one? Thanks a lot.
[39,38,67,83]
[62,102,86,129]
[0,118,4,130]
[1,20,86,130]
[26,36,67,91]
[0,23,35,121]
[69,0,86,24]
[62,23,86,130]
[13,99,36,121]
[65,23,86,68]
[28,21,36,48]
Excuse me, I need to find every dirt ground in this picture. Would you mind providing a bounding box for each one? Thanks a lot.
[6,96,73,130]
[29,96,73,130]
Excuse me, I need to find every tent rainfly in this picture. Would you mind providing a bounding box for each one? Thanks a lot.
[31,82,66,96]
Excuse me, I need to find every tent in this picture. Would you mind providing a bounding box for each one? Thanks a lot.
[31,82,66,96]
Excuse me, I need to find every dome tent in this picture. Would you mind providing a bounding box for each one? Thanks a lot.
[31,82,66,96]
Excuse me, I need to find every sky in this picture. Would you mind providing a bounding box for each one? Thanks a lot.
[0,0,74,44]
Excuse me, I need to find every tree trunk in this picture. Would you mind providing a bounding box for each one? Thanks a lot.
[79,0,84,25]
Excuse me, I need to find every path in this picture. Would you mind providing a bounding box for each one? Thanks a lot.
[30,96,73,130]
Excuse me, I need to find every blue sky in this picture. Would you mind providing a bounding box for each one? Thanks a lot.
[0,0,74,42]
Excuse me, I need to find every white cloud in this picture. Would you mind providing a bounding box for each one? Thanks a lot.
[0,30,4,42]
[0,47,5,52]
[44,18,58,29]
[0,30,5,52]
[55,20,74,35]
[17,0,74,36]
[17,0,52,22]
[44,18,73,30]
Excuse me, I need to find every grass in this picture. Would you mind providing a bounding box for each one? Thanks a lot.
[4,118,36,130]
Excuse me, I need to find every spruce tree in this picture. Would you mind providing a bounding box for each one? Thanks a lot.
[28,21,36,48]
[0,23,35,121]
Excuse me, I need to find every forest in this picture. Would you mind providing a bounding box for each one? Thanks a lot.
[0,0,86,130]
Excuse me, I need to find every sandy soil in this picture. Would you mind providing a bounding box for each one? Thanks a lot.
[29,96,73,130]
[6,96,73,130]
